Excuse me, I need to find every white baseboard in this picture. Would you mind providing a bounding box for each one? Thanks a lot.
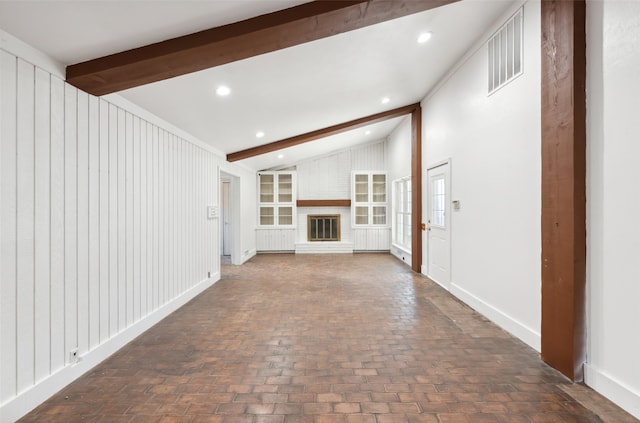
[241,249,256,264]
[450,282,541,352]
[0,273,220,423]
[585,363,640,420]
[390,244,411,266]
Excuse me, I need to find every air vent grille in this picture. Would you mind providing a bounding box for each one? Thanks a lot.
[488,8,523,94]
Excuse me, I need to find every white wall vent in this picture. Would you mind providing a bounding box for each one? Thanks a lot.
[488,8,523,94]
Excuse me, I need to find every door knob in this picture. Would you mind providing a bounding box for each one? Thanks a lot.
[421,223,426,231]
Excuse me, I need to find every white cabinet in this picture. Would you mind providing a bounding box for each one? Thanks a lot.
[257,171,296,251]
[352,171,388,227]
[258,171,296,228]
[256,229,296,251]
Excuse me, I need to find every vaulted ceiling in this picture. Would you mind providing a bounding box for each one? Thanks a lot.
[0,0,514,170]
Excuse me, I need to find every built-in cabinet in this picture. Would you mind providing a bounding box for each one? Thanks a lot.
[257,171,296,251]
[257,169,391,252]
[352,171,388,227]
[258,171,296,227]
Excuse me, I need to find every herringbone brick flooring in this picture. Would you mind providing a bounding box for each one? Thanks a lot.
[21,254,638,423]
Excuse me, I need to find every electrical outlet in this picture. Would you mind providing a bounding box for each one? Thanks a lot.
[69,348,79,364]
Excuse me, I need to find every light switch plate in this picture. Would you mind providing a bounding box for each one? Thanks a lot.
[207,205,219,219]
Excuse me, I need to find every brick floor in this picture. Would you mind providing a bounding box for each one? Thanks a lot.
[20,254,638,423]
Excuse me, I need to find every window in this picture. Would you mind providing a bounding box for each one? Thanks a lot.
[258,171,296,227]
[488,8,523,94]
[352,172,387,226]
[393,177,412,250]
[431,176,445,227]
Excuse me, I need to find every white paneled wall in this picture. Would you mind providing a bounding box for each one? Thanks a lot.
[0,50,219,420]
[256,229,296,251]
[297,150,350,200]
[293,141,390,251]
[353,228,391,251]
[351,141,385,171]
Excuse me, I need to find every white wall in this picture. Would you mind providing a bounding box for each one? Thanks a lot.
[295,141,389,251]
[386,117,412,264]
[0,39,240,421]
[421,0,541,351]
[586,1,640,418]
[386,116,411,184]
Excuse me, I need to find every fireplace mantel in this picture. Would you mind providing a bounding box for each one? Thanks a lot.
[296,199,351,207]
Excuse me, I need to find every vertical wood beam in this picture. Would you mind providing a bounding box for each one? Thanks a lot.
[411,105,422,273]
[540,0,587,381]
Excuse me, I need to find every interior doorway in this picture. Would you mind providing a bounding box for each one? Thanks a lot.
[423,160,451,290]
[219,170,241,267]
[221,179,231,259]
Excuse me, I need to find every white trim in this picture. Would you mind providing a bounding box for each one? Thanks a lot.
[425,158,451,172]
[241,248,257,264]
[0,273,221,423]
[450,282,541,352]
[0,28,65,78]
[219,168,244,266]
[584,364,640,420]
[390,243,411,267]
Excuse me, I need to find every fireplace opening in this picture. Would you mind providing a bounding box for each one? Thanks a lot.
[308,214,340,241]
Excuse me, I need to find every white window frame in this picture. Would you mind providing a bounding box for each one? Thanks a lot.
[392,176,412,251]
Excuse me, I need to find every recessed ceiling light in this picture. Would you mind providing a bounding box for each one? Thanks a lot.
[256,131,265,138]
[365,130,372,135]
[216,85,231,96]
[381,97,390,104]
[277,154,284,159]
[417,32,433,44]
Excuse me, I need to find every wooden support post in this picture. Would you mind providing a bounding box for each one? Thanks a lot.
[411,105,422,273]
[540,0,587,381]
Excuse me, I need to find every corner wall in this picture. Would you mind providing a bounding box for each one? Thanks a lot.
[0,40,230,421]
[421,0,542,350]
[386,116,412,265]
[585,1,640,418]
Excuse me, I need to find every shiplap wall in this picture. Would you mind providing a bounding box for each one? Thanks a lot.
[297,150,350,200]
[0,51,218,418]
[294,141,389,250]
[297,141,385,199]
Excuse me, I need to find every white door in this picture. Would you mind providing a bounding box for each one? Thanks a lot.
[222,181,231,256]
[423,162,451,289]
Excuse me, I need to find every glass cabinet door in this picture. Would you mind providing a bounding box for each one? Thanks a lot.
[259,174,274,203]
[355,206,369,225]
[355,174,368,202]
[260,206,275,225]
[278,174,292,203]
[278,206,293,225]
[372,206,386,225]
[372,173,386,203]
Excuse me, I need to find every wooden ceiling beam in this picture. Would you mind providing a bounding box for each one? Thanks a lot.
[226,103,419,162]
[66,0,460,96]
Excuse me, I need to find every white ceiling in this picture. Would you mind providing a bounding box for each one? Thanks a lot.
[0,0,514,171]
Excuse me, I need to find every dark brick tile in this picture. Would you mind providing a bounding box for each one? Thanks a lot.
[16,255,638,423]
